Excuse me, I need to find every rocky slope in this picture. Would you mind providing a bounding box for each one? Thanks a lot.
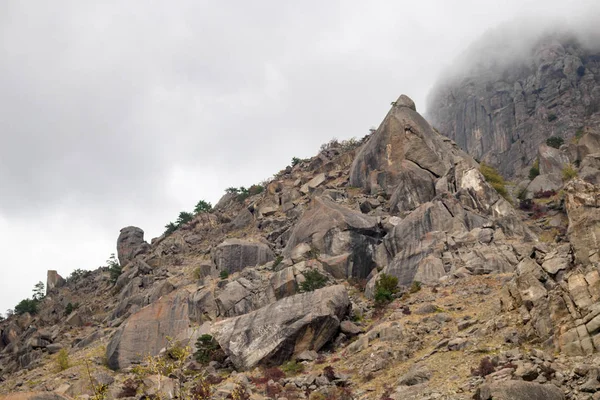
[427,30,600,178]
[0,90,598,400]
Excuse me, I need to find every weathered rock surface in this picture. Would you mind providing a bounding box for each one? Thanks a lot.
[106,289,190,370]
[116,226,150,266]
[428,32,600,178]
[284,197,382,279]
[475,381,564,400]
[212,239,274,274]
[211,285,349,370]
[45,271,64,294]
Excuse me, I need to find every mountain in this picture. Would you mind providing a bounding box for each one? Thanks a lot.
[427,30,600,178]
[1,34,600,400]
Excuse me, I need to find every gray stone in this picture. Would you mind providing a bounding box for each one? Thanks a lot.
[213,238,274,274]
[475,381,564,400]
[211,285,350,370]
[117,226,150,266]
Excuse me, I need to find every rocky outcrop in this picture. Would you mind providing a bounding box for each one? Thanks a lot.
[284,197,382,279]
[0,393,70,400]
[428,32,600,178]
[564,179,600,265]
[106,289,190,370]
[116,226,150,266]
[211,285,350,370]
[212,239,274,274]
[475,381,564,400]
[45,271,64,294]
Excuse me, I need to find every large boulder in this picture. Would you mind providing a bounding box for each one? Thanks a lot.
[526,174,562,198]
[538,144,570,175]
[106,289,190,370]
[349,94,455,201]
[46,270,65,294]
[564,179,600,265]
[212,239,274,274]
[117,226,150,266]
[475,381,564,400]
[283,197,381,278]
[211,285,350,370]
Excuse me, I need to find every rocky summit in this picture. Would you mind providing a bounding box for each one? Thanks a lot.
[2,33,600,400]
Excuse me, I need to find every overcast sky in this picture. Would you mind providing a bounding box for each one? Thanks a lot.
[1,0,599,314]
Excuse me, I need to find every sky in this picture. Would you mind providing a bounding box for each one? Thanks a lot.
[1,0,599,314]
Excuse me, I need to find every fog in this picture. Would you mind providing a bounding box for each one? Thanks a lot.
[1,0,600,314]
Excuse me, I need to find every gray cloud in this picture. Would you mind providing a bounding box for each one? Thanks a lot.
[2,0,599,312]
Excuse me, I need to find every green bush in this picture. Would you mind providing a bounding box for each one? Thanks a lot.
[67,268,88,283]
[219,270,229,280]
[562,164,578,181]
[575,128,585,141]
[194,200,212,214]
[547,113,558,122]
[300,269,328,292]
[291,157,302,166]
[409,281,422,294]
[56,348,70,371]
[273,255,283,268]
[194,334,221,365]
[546,136,564,149]
[107,253,121,284]
[176,211,194,226]
[282,360,304,375]
[65,302,79,316]
[374,273,398,306]
[480,163,509,200]
[529,159,540,180]
[248,184,264,196]
[164,222,177,235]
[14,298,39,315]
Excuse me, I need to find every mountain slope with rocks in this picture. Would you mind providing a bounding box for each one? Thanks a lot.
[0,67,599,399]
[427,30,600,178]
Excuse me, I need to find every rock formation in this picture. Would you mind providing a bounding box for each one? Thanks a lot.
[428,32,600,178]
[116,226,150,266]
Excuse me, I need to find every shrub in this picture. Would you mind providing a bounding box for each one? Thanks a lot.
[117,378,140,398]
[307,246,321,260]
[529,159,540,180]
[281,360,304,375]
[516,187,528,201]
[248,184,264,196]
[65,302,79,316]
[194,334,222,365]
[291,157,302,166]
[56,348,70,371]
[409,281,422,294]
[219,270,229,280]
[263,367,286,382]
[547,113,558,123]
[273,255,283,268]
[546,136,564,148]
[164,222,177,235]
[32,281,45,301]
[67,269,88,283]
[480,163,509,200]
[471,356,495,377]
[14,298,39,315]
[374,273,398,306]
[266,383,282,398]
[107,253,121,284]
[190,376,213,400]
[562,164,577,181]
[176,211,194,226]
[300,269,328,292]
[519,198,533,211]
[575,128,585,141]
[194,200,212,214]
[323,365,336,381]
[226,187,240,194]
[231,385,251,400]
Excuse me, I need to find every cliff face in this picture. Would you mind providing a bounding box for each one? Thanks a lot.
[427,33,600,177]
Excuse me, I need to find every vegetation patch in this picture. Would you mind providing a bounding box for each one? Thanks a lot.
[480,163,509,201]
[546,136,564,148]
